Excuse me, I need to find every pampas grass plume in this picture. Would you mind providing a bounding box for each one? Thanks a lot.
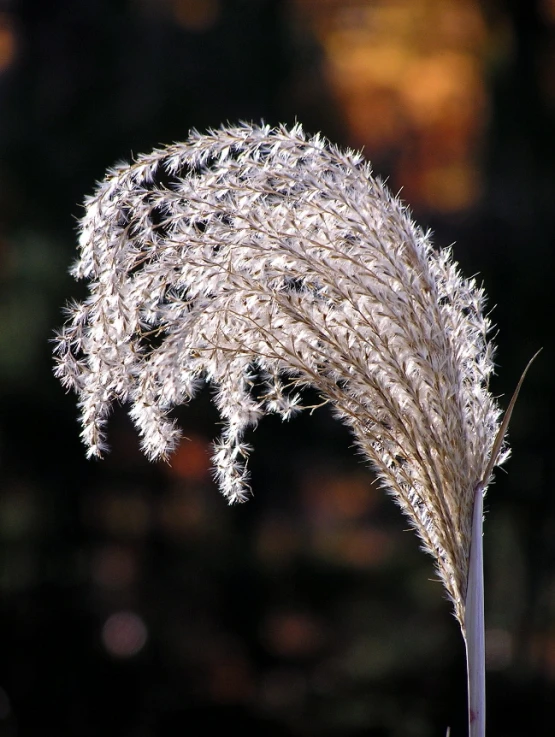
[54,123,524,736]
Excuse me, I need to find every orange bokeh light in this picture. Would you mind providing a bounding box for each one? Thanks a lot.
[0,14,15,72]
[166,434,211,482]
[293,0,491,211]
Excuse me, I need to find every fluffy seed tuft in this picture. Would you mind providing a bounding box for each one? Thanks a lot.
[54,123,508,625]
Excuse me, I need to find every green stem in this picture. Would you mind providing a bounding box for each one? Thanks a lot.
[464,482,485,737]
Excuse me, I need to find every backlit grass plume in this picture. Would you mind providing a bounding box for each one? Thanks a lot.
[54,123,512,735]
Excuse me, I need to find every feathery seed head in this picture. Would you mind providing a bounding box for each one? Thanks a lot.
[53,123,508,626]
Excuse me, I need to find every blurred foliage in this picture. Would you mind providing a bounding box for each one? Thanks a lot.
[0,0,553,735]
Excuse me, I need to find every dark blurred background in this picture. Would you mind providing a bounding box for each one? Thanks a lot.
[0,0,553,735]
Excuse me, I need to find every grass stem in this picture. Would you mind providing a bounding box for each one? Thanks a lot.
[465,482,485,737]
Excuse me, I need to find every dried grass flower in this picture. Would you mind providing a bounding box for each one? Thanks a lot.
[53,123,509,632]
[55,123,542,737]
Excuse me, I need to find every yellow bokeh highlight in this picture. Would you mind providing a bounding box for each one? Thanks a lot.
[294,0,490,212]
